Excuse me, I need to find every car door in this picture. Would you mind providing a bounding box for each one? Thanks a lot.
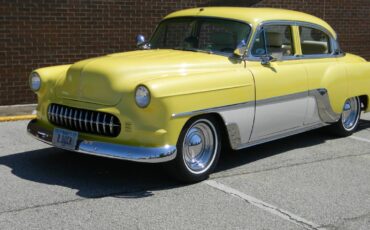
[247,24,309,141]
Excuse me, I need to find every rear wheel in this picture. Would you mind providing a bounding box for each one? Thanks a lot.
[167,116,221,183]
[329,97,361,136]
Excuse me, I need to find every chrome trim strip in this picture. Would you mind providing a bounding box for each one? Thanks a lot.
[60,107,64,126]
[84,111,88,131]
[68,109,73,127]
[96,113,100,134]
[172,101,254,118]
[90,112,94,132]
[109,116,114,135]
[80,110,84,131]
[64,107,68,126]
[51,104,56,123]
[73,110,78,129]
[47,105,52,121]
[102,114,107,135]
[256,91,308,106]
[56,105,59,122]
[57,105,61,124]
[27,120,177,163]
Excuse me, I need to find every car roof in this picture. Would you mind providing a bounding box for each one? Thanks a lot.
[165,7,336,38]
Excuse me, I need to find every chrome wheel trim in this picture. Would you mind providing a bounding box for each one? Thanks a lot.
[182,119,218,175]
[341,97,360,131]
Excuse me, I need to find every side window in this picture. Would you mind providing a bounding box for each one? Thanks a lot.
[299,26,331,55]
[197,20,251,54]
[251,25,295,57]
[251,29,267,56]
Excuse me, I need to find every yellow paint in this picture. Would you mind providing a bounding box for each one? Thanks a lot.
[292,26,302,55]
[30,7,370,148]
[33,50,253,147]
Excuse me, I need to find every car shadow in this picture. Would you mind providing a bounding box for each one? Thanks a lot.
[1,119,369,199]
[0,147,180,199]
[357,119,370,132]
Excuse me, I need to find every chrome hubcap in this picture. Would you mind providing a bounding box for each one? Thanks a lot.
[342,97,360,131]
[183,120,217,174]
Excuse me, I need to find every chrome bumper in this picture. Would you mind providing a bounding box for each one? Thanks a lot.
[27,119,177,163]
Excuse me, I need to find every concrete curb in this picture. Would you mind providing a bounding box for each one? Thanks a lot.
[0,104,37,122]
[0,104,36,116]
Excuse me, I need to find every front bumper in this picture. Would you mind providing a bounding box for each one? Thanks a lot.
[27,119,177,163]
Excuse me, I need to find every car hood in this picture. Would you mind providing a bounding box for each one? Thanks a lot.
[56,49,233,106]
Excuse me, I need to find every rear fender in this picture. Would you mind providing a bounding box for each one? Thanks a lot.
[346,62,370,112]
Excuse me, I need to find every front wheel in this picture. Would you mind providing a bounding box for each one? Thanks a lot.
[329,97,361,137]
[166,116,221,183]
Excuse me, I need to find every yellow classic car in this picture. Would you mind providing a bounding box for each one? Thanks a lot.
[28,7,370,182]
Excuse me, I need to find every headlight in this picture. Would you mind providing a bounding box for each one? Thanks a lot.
[29,72,41,91]
[135,85,151,108]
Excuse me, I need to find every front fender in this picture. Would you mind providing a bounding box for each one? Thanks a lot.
[33,65,71,99]
[142,69,255,146]
[32,65,71,121]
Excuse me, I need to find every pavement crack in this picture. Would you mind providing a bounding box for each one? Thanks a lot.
[0,185,166,216]
[239,198,322,230]
[342,211,370,222]
[0,197,85,216]
[317,211,370,229]
[204,180,324,230]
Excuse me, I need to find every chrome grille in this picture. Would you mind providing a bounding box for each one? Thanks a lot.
[48,104,121,137]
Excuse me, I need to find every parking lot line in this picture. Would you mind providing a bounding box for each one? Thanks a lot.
[349,136,370,143]
[204,180,325,230]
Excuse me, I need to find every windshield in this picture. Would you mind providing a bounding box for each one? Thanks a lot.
[149,17,251,55]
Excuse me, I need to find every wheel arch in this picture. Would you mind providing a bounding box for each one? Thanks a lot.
[359,95,369,111]
[183,112,232,150]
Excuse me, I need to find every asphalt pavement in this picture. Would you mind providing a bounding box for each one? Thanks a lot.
[0,114,370,229]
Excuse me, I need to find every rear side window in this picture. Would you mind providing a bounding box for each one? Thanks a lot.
[299,26,332,55]
[251,25,295,57]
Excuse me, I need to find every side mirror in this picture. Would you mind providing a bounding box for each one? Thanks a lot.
[136,34,146,47]
[233,40,247,58]
[261,55,277,65]
[334,48,344,55]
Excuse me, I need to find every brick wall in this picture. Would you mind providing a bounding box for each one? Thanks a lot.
[1,0,369,105]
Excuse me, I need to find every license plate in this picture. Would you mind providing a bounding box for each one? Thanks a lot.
[52,128,79,150]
